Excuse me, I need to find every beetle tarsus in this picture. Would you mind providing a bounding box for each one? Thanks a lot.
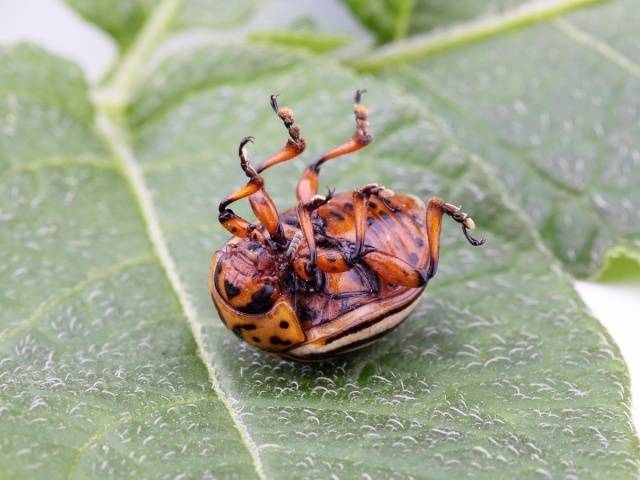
[444,203,486,247]
[462,225,486,246]
[270,93,279,113]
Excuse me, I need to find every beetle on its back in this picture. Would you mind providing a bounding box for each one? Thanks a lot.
[210,91,485,361]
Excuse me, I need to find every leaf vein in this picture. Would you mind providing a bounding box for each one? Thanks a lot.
[95,112,267,480]
[1,254,154,344]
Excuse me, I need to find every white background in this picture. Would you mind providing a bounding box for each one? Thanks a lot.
[1,0,638,430]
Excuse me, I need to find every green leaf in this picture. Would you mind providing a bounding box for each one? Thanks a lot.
[2,3,639,479]
[248,30,352,54]
[0,45,258,479]
[351,0,640,278]
[342,0,531,43]
[64,0,162,49]
[64,0,270,49]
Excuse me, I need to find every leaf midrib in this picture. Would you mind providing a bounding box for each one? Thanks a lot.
[89,2,266,478]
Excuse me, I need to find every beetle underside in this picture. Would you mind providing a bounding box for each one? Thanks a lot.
[210,91,484,360]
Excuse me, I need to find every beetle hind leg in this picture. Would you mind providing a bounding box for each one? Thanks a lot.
[424,197,485,279]
[360,198,485,288]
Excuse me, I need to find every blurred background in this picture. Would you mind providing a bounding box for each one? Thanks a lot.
[2,0,638,425]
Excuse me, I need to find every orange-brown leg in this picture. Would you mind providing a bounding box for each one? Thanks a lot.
[295,90,373,280]
[295,194,333,285]
[362,199,485,287]
[296,89,372,203]
[218,137,278,244]
[352,183,394,262]
[247,95,307,245]
[254,94,306,173]
[425,197,485,279]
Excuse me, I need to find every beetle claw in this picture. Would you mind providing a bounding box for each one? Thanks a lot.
[270,94,280,113]
[462,225,486,246]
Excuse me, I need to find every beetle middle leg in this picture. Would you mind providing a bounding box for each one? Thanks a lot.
[351,183,394,263]
[254,94,306,173]
[296,89,372,203]
[295,90,372,278]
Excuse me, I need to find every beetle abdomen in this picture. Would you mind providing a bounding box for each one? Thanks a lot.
[283,288,423,360]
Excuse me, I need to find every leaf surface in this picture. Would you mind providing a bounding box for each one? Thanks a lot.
[342,0,530,43]
[351,0,640,278]
[2,2,639,479]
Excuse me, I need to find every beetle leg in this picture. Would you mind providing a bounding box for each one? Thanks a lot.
[363,250,429,287]
[218,137,284,244]
[254,94,306,173]
[296,193,333,288]
[296,89,372,203]
[424,197,485,279]
[352,183,395,263]
[360,198,484,287]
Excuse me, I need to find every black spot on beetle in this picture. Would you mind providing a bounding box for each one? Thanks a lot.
[415,236,425,247]
[344,202,354,211]
[368,201,377,210]
[409,252,419,265]
[280,320,289,329]
[240,284,275,314]
[252,336,260,343]
[224,280,241,299]
[252,285,274,303]
[270,336,292,346]
[233,324,256,337]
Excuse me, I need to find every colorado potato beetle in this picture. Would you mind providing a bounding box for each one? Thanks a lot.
[210,91,485,361]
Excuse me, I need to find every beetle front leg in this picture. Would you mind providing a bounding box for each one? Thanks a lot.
[218,136,285,244]
[218,209,266,243]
